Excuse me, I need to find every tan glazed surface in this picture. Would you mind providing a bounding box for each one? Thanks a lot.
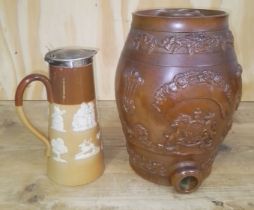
[47,102,104,186]
[16,102,104,186]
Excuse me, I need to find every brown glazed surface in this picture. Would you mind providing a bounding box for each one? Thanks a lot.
[15,74,53,106]
[115,9,242,193]
[50,64,95,105]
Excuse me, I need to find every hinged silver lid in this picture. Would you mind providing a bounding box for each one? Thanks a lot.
[44,47,97,68]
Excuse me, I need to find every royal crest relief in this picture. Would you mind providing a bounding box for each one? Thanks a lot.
[163,109,217,151]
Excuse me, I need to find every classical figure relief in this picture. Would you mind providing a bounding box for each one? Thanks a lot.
[75,139,100,160]
[51,138,68,163]
[163,109,217,151]
[122,68,144,113]
[72,102,97,132]
[153,69,232,113]
[51,106,66,132]
[129,29,233,55]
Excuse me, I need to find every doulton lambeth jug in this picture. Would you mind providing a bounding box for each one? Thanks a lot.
[15,48,104,186]
[115,9,242,193]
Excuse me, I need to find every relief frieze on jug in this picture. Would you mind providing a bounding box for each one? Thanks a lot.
[15,48,104,186]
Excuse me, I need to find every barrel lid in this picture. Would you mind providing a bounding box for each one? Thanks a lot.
[45,47,97,68]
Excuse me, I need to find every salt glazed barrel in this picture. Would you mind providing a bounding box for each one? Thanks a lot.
[115,9,242,193]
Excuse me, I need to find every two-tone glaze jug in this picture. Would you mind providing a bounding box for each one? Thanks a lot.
[15,48,104,186]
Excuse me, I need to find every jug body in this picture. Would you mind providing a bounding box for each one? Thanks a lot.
[15,48,104,186]
[115,9,242,193]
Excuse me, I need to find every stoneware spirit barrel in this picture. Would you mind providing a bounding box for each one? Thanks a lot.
[115,9,242,193]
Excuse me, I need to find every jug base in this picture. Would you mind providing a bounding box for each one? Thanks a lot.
[47,152,105,186]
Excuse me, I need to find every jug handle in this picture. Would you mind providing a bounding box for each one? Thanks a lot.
[15,74,53,157]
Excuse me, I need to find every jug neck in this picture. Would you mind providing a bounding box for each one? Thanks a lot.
[49,64,96,105]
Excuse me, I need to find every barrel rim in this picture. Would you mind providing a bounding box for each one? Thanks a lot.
[133,8,228,19]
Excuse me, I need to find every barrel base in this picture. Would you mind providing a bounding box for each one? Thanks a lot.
[129,160,212,193]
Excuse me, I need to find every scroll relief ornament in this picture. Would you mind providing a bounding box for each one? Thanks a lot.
[127,146,168,176]
[128,29,233,54]
[122,68,144,113]
[153,69,233,113]
[123,109,216,156]
[128,144,218,177]
[123,122,150,145]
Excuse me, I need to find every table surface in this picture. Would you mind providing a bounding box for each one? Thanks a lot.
[0,101,253,210]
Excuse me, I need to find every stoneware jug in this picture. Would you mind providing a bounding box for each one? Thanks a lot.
[15,47,104,186]
[115,9,242,193]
